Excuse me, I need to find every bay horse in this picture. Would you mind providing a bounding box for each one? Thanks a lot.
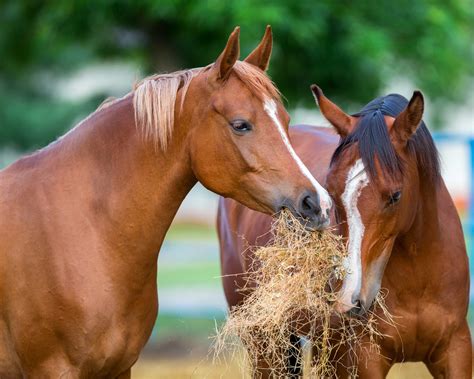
[218,88,471,378]
[0,27,332,378]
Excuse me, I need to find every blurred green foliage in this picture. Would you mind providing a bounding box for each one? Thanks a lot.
[0,0,473,149]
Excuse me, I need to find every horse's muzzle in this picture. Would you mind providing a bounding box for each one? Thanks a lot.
[296,190,331,230]
[276,190,331,230]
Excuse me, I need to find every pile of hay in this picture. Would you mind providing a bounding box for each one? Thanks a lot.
[214,210,393,377]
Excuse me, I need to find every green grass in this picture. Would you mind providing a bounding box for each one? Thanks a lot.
[158,261,221,289]
[153,314,224,340]
[165,223,217,241]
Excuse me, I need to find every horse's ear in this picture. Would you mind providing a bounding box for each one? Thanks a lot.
[310,85,354,137]
[244,25,272,71]
[210,27,240,81]
[391,91,424,147]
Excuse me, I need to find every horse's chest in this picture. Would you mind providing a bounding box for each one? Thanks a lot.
[379,302,455,361]
[7,289,158,377]
[0,321,23,378]
[89,320,151,376]
[84,297,158,375]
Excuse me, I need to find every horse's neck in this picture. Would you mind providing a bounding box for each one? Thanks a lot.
[396,178,450,262]
[52,95,196,261]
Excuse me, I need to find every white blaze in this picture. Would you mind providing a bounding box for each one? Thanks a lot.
[263,98,332,215]
[338,158,369,309]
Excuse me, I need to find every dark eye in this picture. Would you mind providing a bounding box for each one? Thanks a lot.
[388,191,402,206]
[230,119,253,134]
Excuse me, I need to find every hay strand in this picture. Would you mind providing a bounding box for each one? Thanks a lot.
[214,210,394,377]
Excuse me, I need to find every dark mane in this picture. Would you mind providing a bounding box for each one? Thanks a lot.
[330,94,440,184]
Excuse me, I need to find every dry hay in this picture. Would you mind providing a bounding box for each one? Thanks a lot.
[214,210,395,377]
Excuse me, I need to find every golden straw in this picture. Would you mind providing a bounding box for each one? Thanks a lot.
[214,210,394,377]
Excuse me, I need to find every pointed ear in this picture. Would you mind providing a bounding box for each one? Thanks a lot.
[310,85,355,137]
[391,91,424,147]
[244,25,272,71]
[210,27,240,81]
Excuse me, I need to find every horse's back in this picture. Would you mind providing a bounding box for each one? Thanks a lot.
[218,125,338,307]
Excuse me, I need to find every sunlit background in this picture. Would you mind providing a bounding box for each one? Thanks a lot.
[0,1,472,377]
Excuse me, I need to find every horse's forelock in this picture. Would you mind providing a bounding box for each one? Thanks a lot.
[331,94,440,184]
[232,61,281,102]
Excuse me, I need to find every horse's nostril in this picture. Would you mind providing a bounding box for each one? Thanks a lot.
[348,298,367,317]
[290,191,330,230]
[299,193,322,216]
[302,196,312,211]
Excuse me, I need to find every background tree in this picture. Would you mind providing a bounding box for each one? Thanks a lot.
[0,0,472,150]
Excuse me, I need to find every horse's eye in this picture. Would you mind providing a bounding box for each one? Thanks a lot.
[388,191,402,206]
[230,119,252,134]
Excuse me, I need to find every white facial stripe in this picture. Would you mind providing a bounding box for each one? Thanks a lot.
[263,99,332,214]
[338,159,369,308]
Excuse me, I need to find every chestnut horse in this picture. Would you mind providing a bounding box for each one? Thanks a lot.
[218,88,471,378]
[0,27,331,378]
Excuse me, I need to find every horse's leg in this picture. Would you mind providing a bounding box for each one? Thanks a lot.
[248,337,299,379]
[251,358,274,379]
[25,358,80,379]
[249,348,287,379]
[312,334,356,378]
[331,344,391,379]
[287,333,303,378]
[116,368,131,379]
[425,321,472,379]
[252,358,299,379]
[356,357,392,379]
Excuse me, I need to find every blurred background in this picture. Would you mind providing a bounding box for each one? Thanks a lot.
[0,1,473,377]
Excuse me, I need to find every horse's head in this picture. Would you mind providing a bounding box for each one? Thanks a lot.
[312,85,431,314]
[183,28,331,229]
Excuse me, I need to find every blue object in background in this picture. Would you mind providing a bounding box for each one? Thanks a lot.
[432,133,474,306]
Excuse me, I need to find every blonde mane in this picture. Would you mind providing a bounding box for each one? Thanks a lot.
[133,61,281,151]
[133,69,198,151]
